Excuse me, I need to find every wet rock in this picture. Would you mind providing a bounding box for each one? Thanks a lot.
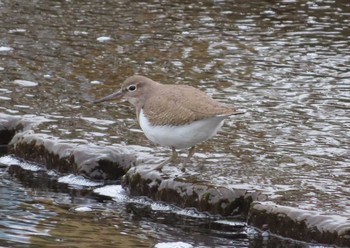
[1,113,137,179]
[0,114,19,141]
[7,163,80,194]
[0,114,22,154]
[0,113,52,153]
[122,164,266,217]
[8,130,137,180]
[0,113,51,133]
[248,201,350,247]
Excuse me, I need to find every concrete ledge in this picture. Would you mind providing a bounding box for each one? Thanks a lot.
[122,164,266,217]
[0,113,136,180]
[9,131,136,180]
[248,201,350,246]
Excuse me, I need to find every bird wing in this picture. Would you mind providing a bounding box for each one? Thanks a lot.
[143,85,240,126]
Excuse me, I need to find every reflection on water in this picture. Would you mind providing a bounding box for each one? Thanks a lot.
[0,165,154,247]
[0,0,349,246]
[0,158,266,248]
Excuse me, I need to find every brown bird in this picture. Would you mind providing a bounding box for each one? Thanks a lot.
[94,75,241,170]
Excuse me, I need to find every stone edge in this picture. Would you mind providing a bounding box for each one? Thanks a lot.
[248,201,350,246]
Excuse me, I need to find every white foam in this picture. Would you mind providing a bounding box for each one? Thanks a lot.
[154,242,193,248]
[58,175,103,187]
[151,202,173,211]
[0,96,11,101]
[176,208,208,218]
[81,116,116,126]
[74,206,93,212]
[0,155,19,166]
[13,80,38,87]
[214,220,244,226]
[0,89,12,93]
[73,31,88,36]
[0,46,13,52]
[97,36,112,42]
[8,28,26,33]
[14,105,31,109]
[90,80,102,85]
[93,185,128,202]
[47,170,59,176]
[5,109,19,114]
[0,155,43,171]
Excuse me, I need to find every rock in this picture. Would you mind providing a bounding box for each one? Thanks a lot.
[0,113,51,129]
[0,113,54,155]
[0,113,137,180]
[248,201,350,247]
[122,164,266,217]
[8,131,136,180]
[0,114,23,154]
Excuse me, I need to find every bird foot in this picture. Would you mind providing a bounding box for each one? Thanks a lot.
[154,157,180,171]
[153,159,168,171]
[154,147,194,172]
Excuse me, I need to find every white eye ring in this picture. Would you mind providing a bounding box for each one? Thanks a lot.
[128,85,137,92]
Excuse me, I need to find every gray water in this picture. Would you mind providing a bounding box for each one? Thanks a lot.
[0,0,349,247]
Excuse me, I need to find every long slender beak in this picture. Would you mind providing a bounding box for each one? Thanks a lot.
[93,90,124,103]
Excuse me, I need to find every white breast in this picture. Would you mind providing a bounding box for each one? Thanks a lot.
[139,109,225,149]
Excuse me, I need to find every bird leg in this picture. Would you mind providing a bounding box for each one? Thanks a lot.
[170,147,178,162]
[181,146,196,171]
[154,147,178,171]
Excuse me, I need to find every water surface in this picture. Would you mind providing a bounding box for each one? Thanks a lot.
[0,0,349,246]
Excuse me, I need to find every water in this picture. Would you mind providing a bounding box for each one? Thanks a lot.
[0,156,272,247]
[0,161,153,247]
[0,0,349,246]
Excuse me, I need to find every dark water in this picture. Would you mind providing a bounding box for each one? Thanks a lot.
[0,0,349,247]
[0,158,296,248]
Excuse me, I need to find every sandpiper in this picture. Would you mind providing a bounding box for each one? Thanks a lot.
[94,75,241,170]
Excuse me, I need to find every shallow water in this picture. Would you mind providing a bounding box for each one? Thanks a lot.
[1,156,301,248]
[0,0,349,246]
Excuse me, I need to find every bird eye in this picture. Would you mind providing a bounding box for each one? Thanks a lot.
[128,85,137,92]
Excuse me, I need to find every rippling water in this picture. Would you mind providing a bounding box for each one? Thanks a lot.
[0,162,154,247]
[0,0,349,246]
[0,157,263,247]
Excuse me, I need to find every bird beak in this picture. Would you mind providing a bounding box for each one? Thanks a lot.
[93,90,125,103]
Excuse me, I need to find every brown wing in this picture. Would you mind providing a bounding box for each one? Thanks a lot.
[143,84,240,126]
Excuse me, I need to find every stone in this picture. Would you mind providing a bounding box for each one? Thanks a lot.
[248,201,350,247]
[8,131,136,180]
[122,164,266,217]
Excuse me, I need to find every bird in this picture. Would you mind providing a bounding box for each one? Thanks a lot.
[94,75,242,171]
